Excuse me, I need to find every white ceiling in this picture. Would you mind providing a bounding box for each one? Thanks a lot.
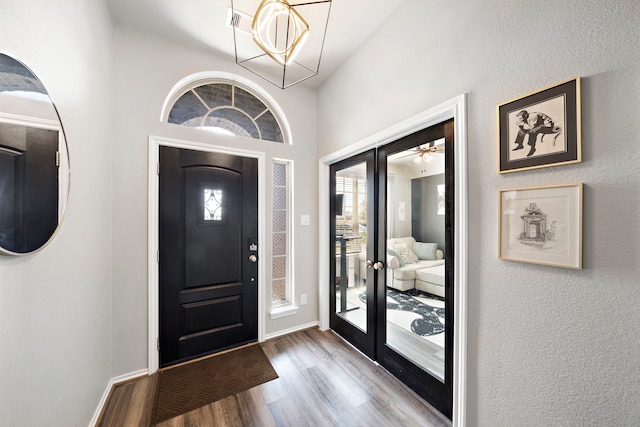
[107,0,407,87]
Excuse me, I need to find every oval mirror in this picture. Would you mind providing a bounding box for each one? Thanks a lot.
[0,53,69,255]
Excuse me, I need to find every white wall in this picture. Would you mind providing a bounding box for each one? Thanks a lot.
[0,1,114,426]
[111,28,319,375]
[318,0,640,425]
[387,164,412,238]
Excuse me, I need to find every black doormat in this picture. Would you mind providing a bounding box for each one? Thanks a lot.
[151,344,278,425]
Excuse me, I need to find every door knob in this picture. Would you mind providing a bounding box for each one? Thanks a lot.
[248,254,258,263]
[366,260,374,268]
[373,261,384,270]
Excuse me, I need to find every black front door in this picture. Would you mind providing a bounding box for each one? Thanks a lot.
[159,146,259,368]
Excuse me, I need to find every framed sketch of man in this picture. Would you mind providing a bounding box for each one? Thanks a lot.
[498,78,581,173]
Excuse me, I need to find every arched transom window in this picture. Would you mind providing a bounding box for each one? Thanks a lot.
[166,80,286,143]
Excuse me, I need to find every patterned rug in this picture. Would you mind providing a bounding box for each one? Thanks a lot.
[151,344,278,425]
[387,288,445,336]
[359,288,445,339]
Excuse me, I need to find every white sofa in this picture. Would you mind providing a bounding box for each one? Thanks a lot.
[386,237,445,297]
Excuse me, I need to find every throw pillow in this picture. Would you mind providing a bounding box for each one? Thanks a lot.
[387,246,404,267]
[413,242,438,260]
[395,242,419,265]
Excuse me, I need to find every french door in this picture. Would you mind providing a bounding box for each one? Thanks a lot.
[330,120,454,418]
[329,149,377,359]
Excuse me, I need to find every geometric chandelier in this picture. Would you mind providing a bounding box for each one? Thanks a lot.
[229,0,332,89]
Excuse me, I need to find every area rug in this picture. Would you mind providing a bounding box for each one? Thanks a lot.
[150,344,278,425]
[387,288,445,336]
[358,288,445,346]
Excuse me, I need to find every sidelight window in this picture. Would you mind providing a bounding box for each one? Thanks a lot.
[271,159,296,316]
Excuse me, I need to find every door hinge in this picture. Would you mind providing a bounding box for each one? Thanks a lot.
[157,162,160,175]
[56,151,60,167]
[157,337,160,351]
[157,250,159,263]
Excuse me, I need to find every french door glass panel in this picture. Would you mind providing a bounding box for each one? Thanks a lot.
[333,162,369,332]
[385,139,446,381]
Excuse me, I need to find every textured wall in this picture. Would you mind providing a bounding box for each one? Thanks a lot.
[318,0,640,425]
[0,0,114,425]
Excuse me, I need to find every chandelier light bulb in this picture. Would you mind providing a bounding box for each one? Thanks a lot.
[252,0,309,65]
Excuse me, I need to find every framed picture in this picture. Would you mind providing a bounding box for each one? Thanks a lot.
[498,78,581,173]
[437,184,445,215]
[499,183,583,269]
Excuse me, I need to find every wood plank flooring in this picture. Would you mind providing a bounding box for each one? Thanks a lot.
[97,328,451,427]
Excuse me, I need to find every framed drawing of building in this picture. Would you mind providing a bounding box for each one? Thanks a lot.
[499,183,583,269]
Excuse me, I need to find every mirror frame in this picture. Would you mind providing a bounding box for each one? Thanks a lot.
[0,52,70,256]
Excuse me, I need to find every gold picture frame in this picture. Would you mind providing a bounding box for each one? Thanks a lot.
[499,183,583,269]
[498,78,581,173]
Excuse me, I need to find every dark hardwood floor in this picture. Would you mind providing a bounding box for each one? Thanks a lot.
[97,327,450,426]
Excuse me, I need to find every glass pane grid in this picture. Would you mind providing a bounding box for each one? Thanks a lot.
[234,86,267,118]
[168,91,208,125]
[273,186,286,210]
[167,82,285,143]
[272,279,286,302]
[273,162,286,186]
[272,255,286,278]
[194,84,232,109]
[272,160,290,304]
[273,209,286,233]
[273,232,286,255]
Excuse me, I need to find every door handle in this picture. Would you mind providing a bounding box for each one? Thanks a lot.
[373,261,384,270]
[366,260,374,268]
[248,254,258,263]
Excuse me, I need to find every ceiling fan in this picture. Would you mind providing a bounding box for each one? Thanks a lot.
[395,140,445,164]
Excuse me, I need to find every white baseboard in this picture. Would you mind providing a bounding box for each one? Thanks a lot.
[89,368,148,427]
[264,321,319,340]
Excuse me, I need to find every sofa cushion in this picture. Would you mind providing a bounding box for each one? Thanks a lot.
[417,259,445,268]
[387,246,404,267]
[393,263,426,280]
[413,242,438,260]
[388,236,416,251]
[395,242,419,265]
[416,263,445,286]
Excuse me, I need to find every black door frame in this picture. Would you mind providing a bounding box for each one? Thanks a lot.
[328,120,454,417]
[318,95,468,425]
[375,119,455,418]
[147,136,266,374]
[329,149,377,359]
